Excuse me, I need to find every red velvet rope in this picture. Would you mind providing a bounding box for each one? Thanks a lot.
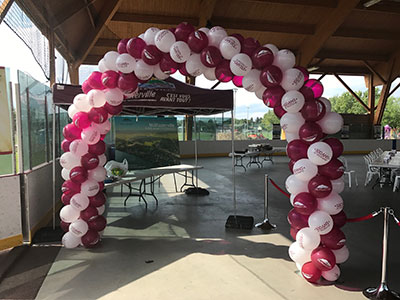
[269,178,290,198]
[346,214,375,223]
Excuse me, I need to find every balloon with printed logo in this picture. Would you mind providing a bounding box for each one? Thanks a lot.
[134,60,154,81]
[307,142,333,166]
[88,107,108,124]
[230,53,252,76]
[263,86,285,108]
[200,46,223,68]
[301,99,326,122]
[287,209,309,229]
[293,159,318,181]
[318,112,344,135]
[127,37,146,59]
[286,174,309,195]
[260,65,283,88]
[187,30,208,53]
[186,54,206,77]
[62,179,81,196]
[69,219,89,238]
[308,210,334,235]
[207,26,227,47]
[281,68,304,91]
[317,192,344,215]
[289,242,312,265]
[81,179,100,197]
[81,126,100,145]
[251,47,274,70]
[81,229,100,248]
[242,69,262,92]
[87,89,107,108]
[301,262,321,283]
[281,90,305,113]
[143,27,160,45]
[296,227,321,250]
[170,41,191,63]
[60,152,81,169]
[160,53,179,74]
[215,60,234,83]
[318,158,344,180]
[241,37,260,56]
[299,122,323,144]
[141,45,162,65]
[293,192,317,216]
[320,227,346,250]
[101,71,119,89]
[116,53,136,74]
[72,112,91,129]
[69,166,88,184]
[273,49,296,71]
[295,66,309,81]
[280,112,305,133]
[155,29,176,53]
[70,193,90,211]
[308,175,332,198]
[63,123,82,141]
[220,36,241,60]
[311,246,336,271]
[81,152,99,170]
[286,139,309,161]
[230,33,244,48]
[322,265,341,282]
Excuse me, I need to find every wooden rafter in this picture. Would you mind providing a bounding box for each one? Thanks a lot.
[363,60,387,85]
[297,0,359,67]
[333,73,370,112]
[316,50,388,62]
[372,48,400,86]
[198,0,216,27]
[245,0,337,8]
[313,66,370,75]
[367,74,375,135]
[53,0,97,29]
[355,2,400,14]
[0,0,14,24]
[112,12,198,26]
[374,59,395,124]
[334,27,400,41]
[75,0,122,67]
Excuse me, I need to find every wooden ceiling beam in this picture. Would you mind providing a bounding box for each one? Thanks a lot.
[316,50,389,62]
[112,12,198,26]
[83,54,103,65]
[95,38,119,47]
[371,48,400,85]
[355,2,400,15]
[297,0,360,67]
[374,61,395,124]
[75,0,122,67]
[198,0,216,27]
[333,27,400,41]
[243,0,337,8]
[312,66,371,76]
[52,0,96,29]
[333,73,370,112]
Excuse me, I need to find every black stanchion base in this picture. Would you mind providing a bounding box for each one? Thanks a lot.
[225,215,254,230]
[255,218,276,230]
[184,187,210,196]
[363,283,400,300]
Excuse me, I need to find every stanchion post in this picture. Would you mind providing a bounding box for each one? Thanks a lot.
[363,207,400,299]
[255,175,276,230]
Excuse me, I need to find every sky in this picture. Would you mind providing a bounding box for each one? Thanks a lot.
[1,22,399,120]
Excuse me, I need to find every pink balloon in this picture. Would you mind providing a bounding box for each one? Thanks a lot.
[104,102,123,115]
[72,112,91,129]
[260,65,283,88]
[304,79,324,98]
[174,22,195,42]
[187,30,208,53]
[88,71,105,90]
[80,206,99,222]
[118,73,138,94]
[81,229,100,248]
[311,246,336,271]
[88,107,108,124]
[61,192,73,205]
[241,37,260,56]
[252,47,274,70]
[89,192,106,207]
[293,192,317,215]
[159,53,179,74]
[117,38,129,54]
[141,44,162,65]
[262,86,285,108]
[332,211,347,228]
[295,66,309,81]
[232,76,243,87]
[286,140,309,161]
[81,152,99,170]
[299,122,323,144]
[101,70,119,89]
[69,166,88,184]
[88,140,106,156]
[301,99,326,122]
[287,208,309,229]
[321,227,346,250]
[323,138,344,158]
[308,175,332,198]
[127,37,146,59]
[301,262,321,283]
[215,60,233,82]
[61,139,71,152]
[62,180,81,195]
[82,80,93,94]
[88,215,107,232]
[274,105,286,118]
[63,123,82,141]
[318,158,345,180]
[200,46,223,68]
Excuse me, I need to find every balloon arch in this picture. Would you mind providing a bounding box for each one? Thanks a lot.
[59,22,348,283]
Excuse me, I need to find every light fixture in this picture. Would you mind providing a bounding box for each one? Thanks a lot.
[363,0,383,8]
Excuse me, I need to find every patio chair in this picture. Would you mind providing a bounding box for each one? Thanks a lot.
[364,156,380,186]
[394,175,400,192]
[339,156,358,188]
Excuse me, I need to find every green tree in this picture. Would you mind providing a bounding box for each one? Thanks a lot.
[382,97,400,128]
[262,110,279,131]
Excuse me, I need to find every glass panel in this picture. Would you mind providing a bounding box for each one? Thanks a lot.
[18,71,30,170]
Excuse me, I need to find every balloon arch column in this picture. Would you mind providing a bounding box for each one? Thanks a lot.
[59,22,348,283]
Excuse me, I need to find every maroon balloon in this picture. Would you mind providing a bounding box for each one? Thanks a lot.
[262,86,285,108]
[215,60,234,83]
[98,181,104,191]
[260,65,283,88]
[288,159,296,173]
[61,180,81,195]
[126,37,146,59]
[69,166,88,184]
[101,70,119,89]
[299,85,315,102]
[104,102,123,115]
[159,53,179,74]
[290,226,299,240]
[299,122,323,144]
[287,208,309,230]
[141,44,162,65]
[187,30,209,53]
[118,73,138,94]
[88,140,106,156]
[301,262,321,283]
[60,220,70,232]
[88,71,105,90]
[318,158,345,180]
[324,138,344,158]
[200,46,223,68]
[61,192,74,205]
[311,246,336,271]
[332,211,347,228]
[293,192,317,215]
[174,22,195,42]
[321,227,346,250]
[63,123,82,141]
[241,37,260,56]
[81,229,100,248]
[82,80,93,94]
[72,112,91,129]
[308,175,332,198]
[88,107,108,124]
[169,27,176,34]
[304,79,324,98]
[117,38,129,54]
[230,33,244,48]
[89,192,106,207]
[301,99,326,122]
[286,140,309,161]
[295,66,309,81]
[252,47,274,70]
[179,64,189,76]
[274,105,286,118]
[232,76,243,87]
[81,153,99,170]
[61,139,71,152]
[80,206,99,222]
[88,215,107,232]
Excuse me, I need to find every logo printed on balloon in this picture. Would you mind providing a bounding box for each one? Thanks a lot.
[315,220,332,233]
[302,272,313,279]
[172,45,183,60]
[315,184,330,191]
[317,258,332,269]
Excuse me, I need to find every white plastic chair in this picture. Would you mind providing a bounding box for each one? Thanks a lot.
[339,156,358,188]
[394,175,400,192]
[364,157,380,186]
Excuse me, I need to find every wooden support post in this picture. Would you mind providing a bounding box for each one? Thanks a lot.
[367,74,375,138]
[374,60,395,125]
[68,63,79,85]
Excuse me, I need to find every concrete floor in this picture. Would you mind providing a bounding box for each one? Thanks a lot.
[35,156,400,300]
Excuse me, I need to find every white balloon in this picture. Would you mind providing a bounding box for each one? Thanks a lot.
[331,177,345,194]
[153,63,169,80]
[87,89,107,108]
[62,232,81,248]
[322,265,341,282]
[319,97,331,112]
[242,69,262,92]
[105,88,124,106]
[207,26,227,47]
[293,159,318,181]
[288,242,312,265]
[185,54,206,77]
[317,112,344,135]
[273,49,296,71]
[285,132,299,143]
[230,53,252,76]
[103,51,119,71]
[203,67,216,81]
[81,126,100,145]
[170,41,191,63]
[70,193,90,211]
[98,58,108,73]
[281,68,304,91]
[285,174,309,195]
[60,205,80,223]
[94,119,111,135]
[264,43,279,56]
[332,245,349,264]
[69,219,89,238]
[116,53,136,74]
[62,168,71,181]
[255,86,267,100]
[198,27,210,35]
[281,91,305,113]
[88,166,107,182]
[97,204,105,215]
[60,152,81,169]
[280,112,305,133]
[138,33,145,40]
[81,179,100,197]
[307,141,333,166]
[143,27,160,45]
[155,29,176,53]
[73,94,91,112]
[317,192,344,215]
[220,36,241,60]
[68,104,79,119]
[134,59,154,81]
[308,210,333,235]
[98,154,107,166]
[296,227,321,250]
[69,139,89,157]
